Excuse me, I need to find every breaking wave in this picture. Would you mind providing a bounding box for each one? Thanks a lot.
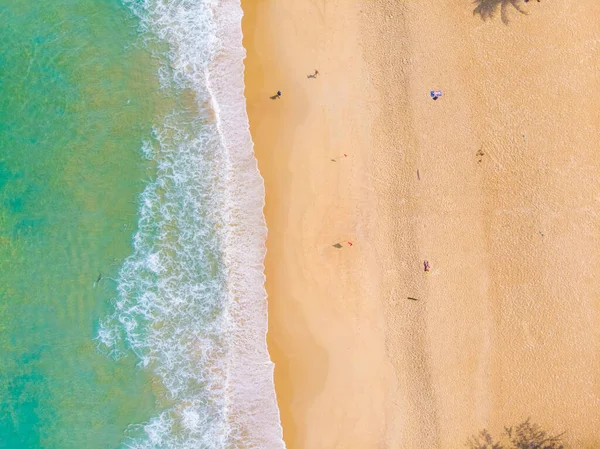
[97,1,285,448]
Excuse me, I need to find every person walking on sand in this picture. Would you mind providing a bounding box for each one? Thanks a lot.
[270,90,282,100]
[307,69,319,79]
[424,260,430,272]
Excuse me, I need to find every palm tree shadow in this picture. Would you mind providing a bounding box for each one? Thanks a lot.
[473,0,527,24]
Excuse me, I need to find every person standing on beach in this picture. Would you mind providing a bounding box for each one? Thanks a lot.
[270,90,282,100]
[307,69,319,79]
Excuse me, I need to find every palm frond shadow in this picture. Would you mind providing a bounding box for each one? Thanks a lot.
[473,0,528,24]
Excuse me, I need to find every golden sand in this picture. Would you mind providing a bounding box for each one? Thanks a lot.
[242,1,600,447]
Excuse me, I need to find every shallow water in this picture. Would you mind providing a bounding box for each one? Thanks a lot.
[0,1,284,448]
[0,1,162,447]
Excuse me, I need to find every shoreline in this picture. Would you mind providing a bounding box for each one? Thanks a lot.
[242,1,600,447]
[241,2,395,447]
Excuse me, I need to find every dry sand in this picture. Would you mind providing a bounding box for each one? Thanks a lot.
[242,1,600,448]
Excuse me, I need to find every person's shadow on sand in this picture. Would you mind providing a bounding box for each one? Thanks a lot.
[473,0,527,24]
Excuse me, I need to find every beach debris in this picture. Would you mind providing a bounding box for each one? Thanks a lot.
[270,90,282,100]
[417,169,420,180]
[430,90,443,100]
[476,147,485,163]
[331,153,348,162]
[424,260,430,272]
[307,69,319,79]
[332,241,353,248]
[407,297,419,301]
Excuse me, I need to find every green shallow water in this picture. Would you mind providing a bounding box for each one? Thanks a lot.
[0,1,165,447]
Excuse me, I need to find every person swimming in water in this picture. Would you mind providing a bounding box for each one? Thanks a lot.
[93,272,102,288]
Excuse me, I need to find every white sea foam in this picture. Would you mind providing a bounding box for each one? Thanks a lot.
[140,140,154,160]
[97,1,285,448]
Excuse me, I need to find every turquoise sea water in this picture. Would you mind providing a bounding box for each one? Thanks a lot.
[1,1,284,448]
[0,1,162,447]
[0,0,161,449]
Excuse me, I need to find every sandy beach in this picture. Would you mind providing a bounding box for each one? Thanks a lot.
[242,1,600,447]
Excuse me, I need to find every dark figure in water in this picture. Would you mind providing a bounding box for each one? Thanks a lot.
[270,90,282,100]
[93,272,103,288]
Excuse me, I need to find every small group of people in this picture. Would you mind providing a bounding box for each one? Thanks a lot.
[271,69,319,99]
[271,68,433,277]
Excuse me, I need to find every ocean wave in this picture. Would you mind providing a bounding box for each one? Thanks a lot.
[97,1,284,448]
